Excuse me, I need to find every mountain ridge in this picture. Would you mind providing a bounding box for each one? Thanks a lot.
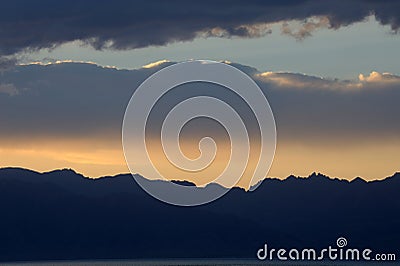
[1,167,399,188]
[0,167,399,261]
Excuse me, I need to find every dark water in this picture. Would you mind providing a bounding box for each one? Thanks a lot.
[2,260,400,266]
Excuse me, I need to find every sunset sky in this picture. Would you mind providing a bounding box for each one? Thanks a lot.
[1,1,400,185]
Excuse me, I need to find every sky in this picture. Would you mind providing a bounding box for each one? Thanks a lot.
[1,0,400,185]
[23,16,400,80]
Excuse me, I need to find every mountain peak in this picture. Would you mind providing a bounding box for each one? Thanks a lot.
[351,176,367,184]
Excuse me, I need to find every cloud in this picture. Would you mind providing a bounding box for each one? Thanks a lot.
[199,23,272,39]
[142,60,171,69]
[0,0,400,62]
[0,83,19,96]
[281,16,331,40]
[0,60,399,141]
[256,71,361,90]
[250,70,400,142]
[257,70,400,90]
[358,71,400,84]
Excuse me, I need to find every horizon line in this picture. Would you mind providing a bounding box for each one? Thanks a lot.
[1,166,399,189]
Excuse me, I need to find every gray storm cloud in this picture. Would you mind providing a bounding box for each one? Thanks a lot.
[0,61,399,145]
[1,0,400,65]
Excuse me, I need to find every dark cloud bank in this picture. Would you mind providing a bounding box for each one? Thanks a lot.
[0,0,400,62]
[1,61,399,143]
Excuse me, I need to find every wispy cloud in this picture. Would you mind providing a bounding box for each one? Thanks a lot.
[281,16,331,40]
[256,71,400,90]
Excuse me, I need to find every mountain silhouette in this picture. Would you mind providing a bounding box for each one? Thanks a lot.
[0,167,399,261]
